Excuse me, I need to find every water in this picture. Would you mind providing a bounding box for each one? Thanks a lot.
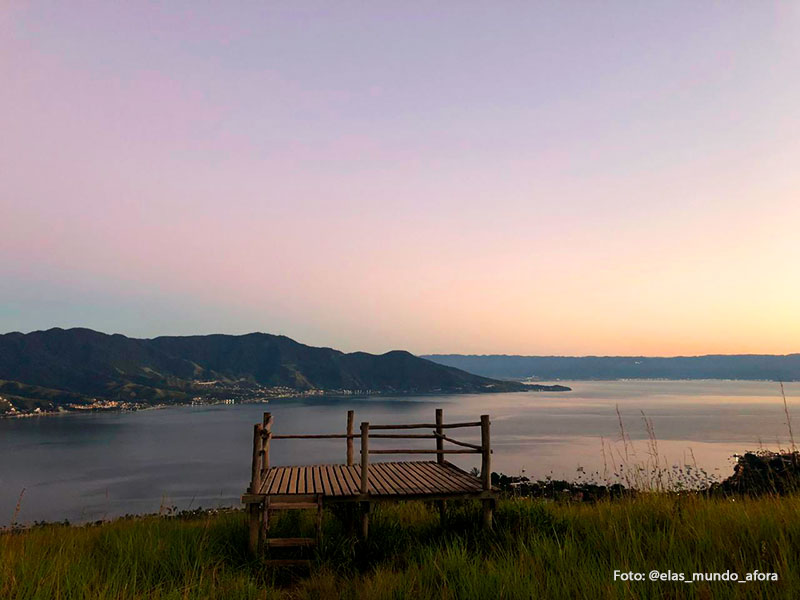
[1,380,797,525]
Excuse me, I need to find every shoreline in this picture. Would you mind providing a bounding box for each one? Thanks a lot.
[0,385,573,419]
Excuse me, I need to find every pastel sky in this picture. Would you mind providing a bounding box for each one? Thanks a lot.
[2,2,800,355]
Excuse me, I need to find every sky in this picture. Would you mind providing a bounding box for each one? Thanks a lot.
[2,2,800,356]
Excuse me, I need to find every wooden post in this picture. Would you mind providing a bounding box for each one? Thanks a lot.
[262,496,270,542]
[262,412,273,474]
[248,502,262,554]
[361,501,371,540]
[360,422,370,494]
[480,414,493,529]
[346,410,354,466]
[435,408,446,525]
[435,408,444,464]
[315,495,323,546]
[360,421,370,539]
[250,423,262,494]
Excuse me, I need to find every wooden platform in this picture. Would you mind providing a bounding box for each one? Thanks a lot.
[255,461,485,499]
[243,409,496,552]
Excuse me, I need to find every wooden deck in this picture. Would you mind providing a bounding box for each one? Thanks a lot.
[256,461,485,498]
[242,409,497,555]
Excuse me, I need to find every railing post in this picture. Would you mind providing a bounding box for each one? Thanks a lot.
[480,414,491,490]
[262,412,272,474]
[480,414,493,529]
[435,408,446,525]
[250,423,262,494]
[360,422,370,494]
[360,421,370,539]
[435,408,444,464]
[347,410,354,466]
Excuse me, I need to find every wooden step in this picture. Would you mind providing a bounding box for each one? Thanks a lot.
[263,559,311,567]
[269,502,318,510]
[265,537,316,547]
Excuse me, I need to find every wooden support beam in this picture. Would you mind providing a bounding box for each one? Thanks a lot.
[435,408,444,465]
[432,432,483,451]
[480,415,491,491]
[250,424,262,494]
[435,410,446,529]
[346,410,354,466]
[483,499,495,530]
[261,496,270,542]
[266,537,316,548]
[271,433,353,439]
[360,501,371,539]
[481,414,493,530]
[357,418,370,545]
[368,449,479,455]
[262,412,272,474]
[248,501,263,554]
[369,433,436,439]
[360,422,370,494]
[316,495,324,545]
[369,422,481,430]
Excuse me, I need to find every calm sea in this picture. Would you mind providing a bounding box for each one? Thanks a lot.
[1,379,797,525]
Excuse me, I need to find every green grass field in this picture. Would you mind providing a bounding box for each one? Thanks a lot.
[2,493,799,599]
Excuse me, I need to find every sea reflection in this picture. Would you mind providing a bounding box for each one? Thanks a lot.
[1,380,797,524]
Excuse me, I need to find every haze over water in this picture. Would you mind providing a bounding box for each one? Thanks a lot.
[2,380,798,525]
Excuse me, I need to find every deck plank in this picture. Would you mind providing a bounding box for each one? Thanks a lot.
[384,462,425,493]
[432,462,481,491]
[330,465,346,495]
[369,463,395,495]
[341,465,360,495]
[417,462,463,492]
[416,462,463,492]
[371,464,399,494]
[320,465,333,496]
[288,467,299,494]
[311,466,322,495]
[258,461,486,499]
[395,462,431,493]
[337,465,358,495]
[398,463,438,494]
[440,463,483,490]
[275,468,288,494]
[276,467,290,495]
[404,462,441,493]
[375,463,411,494]
[259,468,277,494]
[417,462,464,492]
[326,465,343,496]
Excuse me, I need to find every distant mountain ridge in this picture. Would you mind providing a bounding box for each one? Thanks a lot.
[422,354,800,381]
[0,328,561,414]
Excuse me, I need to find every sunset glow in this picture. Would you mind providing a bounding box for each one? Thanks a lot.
[2,2,800,355]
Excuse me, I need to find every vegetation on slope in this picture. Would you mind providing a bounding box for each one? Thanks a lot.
[0,328,536,413]
[2,492,799,599]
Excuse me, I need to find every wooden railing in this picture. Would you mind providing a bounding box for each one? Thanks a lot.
[248,408,491,495]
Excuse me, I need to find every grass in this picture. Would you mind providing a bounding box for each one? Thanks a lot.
[3,493,800,599]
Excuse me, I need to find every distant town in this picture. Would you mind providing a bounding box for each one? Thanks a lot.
[0,381,385,418]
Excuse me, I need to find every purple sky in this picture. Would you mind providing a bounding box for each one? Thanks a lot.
[2,2,800,355]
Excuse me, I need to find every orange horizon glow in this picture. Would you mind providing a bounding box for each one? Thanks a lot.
[2,3,800,356]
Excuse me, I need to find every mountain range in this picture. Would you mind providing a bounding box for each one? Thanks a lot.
[0,328,566,414]
[423,354,800,381]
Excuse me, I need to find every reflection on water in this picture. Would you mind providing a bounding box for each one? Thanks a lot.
[1,380,797,524]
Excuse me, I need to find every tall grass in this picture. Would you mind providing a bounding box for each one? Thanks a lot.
[3,494,800,599]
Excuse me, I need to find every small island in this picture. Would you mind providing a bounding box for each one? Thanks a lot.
[522,383,572,392]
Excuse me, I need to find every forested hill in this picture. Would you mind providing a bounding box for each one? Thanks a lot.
[422,354,800,381]
[0,328,551,413]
